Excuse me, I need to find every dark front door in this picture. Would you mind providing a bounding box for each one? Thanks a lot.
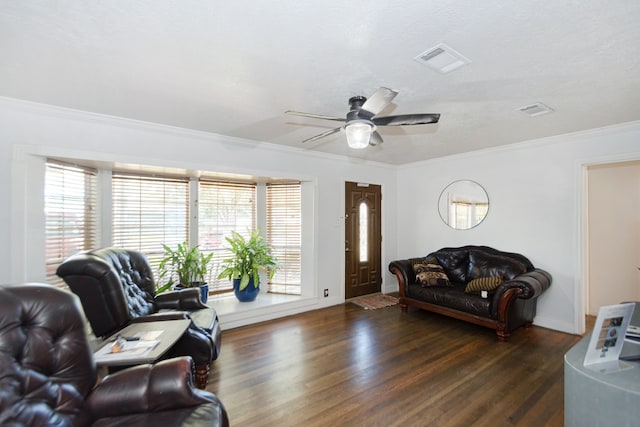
[345,181,382,299]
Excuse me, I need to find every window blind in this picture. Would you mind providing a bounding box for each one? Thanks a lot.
[198,180,256,293]
[45,160,97,287]
[112,173,189,281]
[266,182,301,295]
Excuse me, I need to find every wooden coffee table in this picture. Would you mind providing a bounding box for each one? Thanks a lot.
[93,319,190,367]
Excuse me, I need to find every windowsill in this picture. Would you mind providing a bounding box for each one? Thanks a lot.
[207,292,302,316]
[205,292,320,330]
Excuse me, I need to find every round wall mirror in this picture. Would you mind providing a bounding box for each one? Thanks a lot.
[438,180,489,230]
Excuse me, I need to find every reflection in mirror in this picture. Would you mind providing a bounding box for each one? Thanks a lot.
[438,180,489,230]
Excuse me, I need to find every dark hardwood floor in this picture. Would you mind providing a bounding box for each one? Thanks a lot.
[207,302,582,427]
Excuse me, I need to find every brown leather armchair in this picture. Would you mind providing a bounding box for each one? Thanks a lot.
[56,247,222,388]
[0,283,229,427]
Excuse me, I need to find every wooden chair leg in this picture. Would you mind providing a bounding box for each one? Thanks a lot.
[195,364,210,389]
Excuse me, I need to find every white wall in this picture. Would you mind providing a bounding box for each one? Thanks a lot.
[0,97,399,326]
[394,121,640,335]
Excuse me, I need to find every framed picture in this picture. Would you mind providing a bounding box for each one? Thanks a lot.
[584,302,635,371]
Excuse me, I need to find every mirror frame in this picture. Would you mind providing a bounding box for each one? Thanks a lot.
[438,180,489,230]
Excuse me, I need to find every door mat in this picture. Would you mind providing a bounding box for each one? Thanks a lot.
[349,294,399,310]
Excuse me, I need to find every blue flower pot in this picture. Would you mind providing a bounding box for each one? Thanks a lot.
[198,283,209,304]
[233,277,260,302]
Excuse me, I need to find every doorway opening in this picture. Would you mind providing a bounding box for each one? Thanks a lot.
[585,161,640,317]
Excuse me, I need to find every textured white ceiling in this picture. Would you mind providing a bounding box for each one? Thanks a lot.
[1,1,639,164]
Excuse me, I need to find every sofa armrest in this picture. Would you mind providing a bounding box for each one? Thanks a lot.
[155,288,208,310]
[388,258,422,296]
[87,357,219,417]
[497,269,551,299]
[491,268,552,317]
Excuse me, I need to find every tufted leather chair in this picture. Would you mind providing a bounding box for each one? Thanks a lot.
[56,247,222,389]
[0,283,229,427]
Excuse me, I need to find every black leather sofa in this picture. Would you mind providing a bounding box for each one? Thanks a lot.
[0,283,229,427]
[56,247,221,388]
[389,245,551,340]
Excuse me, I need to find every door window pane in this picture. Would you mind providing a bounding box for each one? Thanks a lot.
[359,201,368,263]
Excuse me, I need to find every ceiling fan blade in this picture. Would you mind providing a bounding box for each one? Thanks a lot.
[302,127,342,143]
[369,131,384,146]
[285,110,345,122]
[360,87,398,117]
[373,113,440,126]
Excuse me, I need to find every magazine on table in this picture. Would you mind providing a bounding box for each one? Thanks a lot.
[93,331,162,363]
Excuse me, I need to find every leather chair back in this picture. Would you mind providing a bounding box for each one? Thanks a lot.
[56,248,158,337]
[0,283,229,426]
[0,283,95,426]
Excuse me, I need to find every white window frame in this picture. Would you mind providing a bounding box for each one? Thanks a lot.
[198,180,257,293]
[111,172,190,280]
[44,160,98,287]
[266,182,302,295]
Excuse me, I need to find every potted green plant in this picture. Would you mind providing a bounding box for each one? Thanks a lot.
[217,229,278,302]
[159,242,213,303]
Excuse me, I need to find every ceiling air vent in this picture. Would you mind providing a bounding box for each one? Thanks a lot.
[518,102,554,117]
[414,43,471,74]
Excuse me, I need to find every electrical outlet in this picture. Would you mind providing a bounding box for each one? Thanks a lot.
[324,289,329,297]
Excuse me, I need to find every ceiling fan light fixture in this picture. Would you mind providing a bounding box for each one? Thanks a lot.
[345,121,374,149]
[285,87,440,147]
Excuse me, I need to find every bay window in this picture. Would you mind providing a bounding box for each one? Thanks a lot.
[45,159,302,297]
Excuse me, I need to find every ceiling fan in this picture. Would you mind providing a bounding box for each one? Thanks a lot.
[285,87,440,149]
